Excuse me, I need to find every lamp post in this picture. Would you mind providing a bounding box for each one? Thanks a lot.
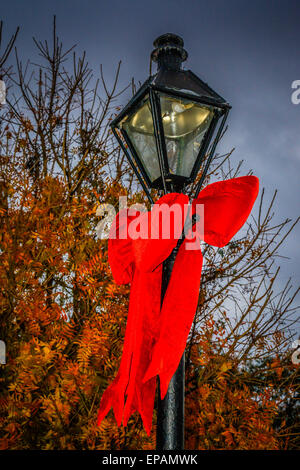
[110,33,231,450]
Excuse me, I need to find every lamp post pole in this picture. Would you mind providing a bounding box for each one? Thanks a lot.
[109,32,231,450]
[156,245,185,450]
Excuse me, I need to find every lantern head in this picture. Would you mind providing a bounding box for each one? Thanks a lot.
[110,33,231,195]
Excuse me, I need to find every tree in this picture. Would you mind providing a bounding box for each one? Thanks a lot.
[0,19,299,450]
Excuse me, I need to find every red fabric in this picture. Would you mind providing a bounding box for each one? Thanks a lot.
[97,175,259,435]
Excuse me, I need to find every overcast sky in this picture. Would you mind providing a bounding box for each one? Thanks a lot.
[1,0,299,317]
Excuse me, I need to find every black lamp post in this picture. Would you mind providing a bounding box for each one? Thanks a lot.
[110,33,231,450]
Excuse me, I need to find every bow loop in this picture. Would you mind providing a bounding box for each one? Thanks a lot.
[192,175,259,247]
[107,209,138,285]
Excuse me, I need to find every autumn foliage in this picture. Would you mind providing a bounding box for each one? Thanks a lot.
[0,20,299,450]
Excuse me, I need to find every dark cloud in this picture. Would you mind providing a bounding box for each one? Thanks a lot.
[1,0,299,301]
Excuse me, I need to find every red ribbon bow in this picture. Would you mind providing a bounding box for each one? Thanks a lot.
[97,175,259,435]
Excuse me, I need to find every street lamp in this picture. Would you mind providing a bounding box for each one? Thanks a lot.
[110,33,230,203]
[110,33,231,450]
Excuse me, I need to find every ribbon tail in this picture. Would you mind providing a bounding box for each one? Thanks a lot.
[97,269,139,428]
[97,370,125,427]
[122,377,157,436]
[122,268,162,435]
[97,267,162,435]
[143,241,203,399]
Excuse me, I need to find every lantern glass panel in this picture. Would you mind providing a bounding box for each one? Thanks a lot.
[119,94,161,182]
[159,93,214,177]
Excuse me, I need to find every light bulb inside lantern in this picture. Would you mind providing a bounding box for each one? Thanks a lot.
[160,96,212,138]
